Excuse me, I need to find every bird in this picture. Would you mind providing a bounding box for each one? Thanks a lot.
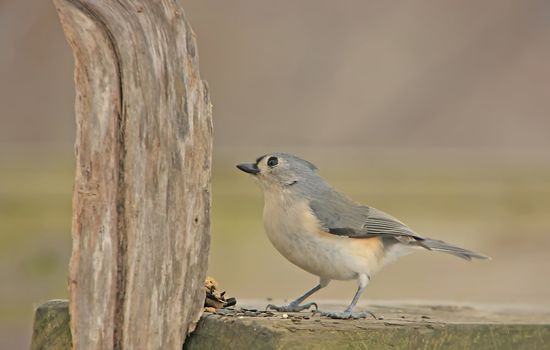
[236,153,489,319]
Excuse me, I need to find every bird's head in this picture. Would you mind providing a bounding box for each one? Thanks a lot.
[236,153,320,192]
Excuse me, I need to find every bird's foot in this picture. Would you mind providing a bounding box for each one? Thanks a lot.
[319,310,377,319]
[266,301,318,313]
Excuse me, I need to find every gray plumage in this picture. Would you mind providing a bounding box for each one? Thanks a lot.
[237,152,489,319]
[262,152,488,261]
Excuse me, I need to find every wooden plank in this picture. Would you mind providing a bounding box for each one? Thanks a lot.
[32,300,550,350]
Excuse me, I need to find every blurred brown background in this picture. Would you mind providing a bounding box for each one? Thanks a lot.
[1,0,549,348]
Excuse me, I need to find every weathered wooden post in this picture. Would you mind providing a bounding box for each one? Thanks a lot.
[52,0,212,349]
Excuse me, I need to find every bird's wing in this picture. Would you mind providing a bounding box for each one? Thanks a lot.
[309,193,489,260]
[309,196,421,240]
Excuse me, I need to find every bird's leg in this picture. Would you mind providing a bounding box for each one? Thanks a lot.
[267,277,330,312]
[321,273,376,319]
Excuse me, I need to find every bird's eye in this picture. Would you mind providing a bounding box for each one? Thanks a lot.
[267,156,278,167]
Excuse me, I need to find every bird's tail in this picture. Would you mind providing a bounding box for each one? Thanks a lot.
[416,238,490,261]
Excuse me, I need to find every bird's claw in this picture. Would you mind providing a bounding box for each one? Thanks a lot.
[318,310,377,319]
[266,302,318,313]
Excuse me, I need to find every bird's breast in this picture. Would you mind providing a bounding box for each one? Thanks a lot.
[262,194,358,280]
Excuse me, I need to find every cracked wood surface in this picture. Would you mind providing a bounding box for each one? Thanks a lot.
[53,1,212,349]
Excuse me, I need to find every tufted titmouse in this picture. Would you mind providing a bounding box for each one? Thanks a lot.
[237,153,489,319]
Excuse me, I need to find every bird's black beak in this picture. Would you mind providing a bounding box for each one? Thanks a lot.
[236,163,260,175]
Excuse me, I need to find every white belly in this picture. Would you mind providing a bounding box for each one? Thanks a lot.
[262,194,385,280]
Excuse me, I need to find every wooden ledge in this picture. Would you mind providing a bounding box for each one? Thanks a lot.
[32,300,550,349]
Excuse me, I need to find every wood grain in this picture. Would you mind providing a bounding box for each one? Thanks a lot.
[53,1,212,348]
